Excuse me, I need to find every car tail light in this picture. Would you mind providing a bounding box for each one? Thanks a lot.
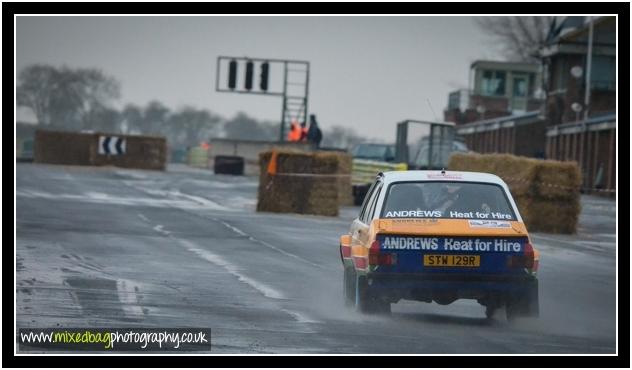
[526,242,539,271]
[340,244,351,258]
[368,240,397,266]
[508,241,537,270]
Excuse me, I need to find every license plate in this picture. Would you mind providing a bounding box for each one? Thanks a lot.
[424,255,480,267]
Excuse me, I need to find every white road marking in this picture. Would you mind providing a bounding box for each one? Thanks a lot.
[15,189,229,211]
[116,279,144,318]
[122,183,231,211]
[183,243,285,300]
[153,225,170,236]
[280,309,321,324]
[146,224,286,301]
[219,220,247,237]
[169,190,231,210]
[575,241,615,248]
[84,192,110,200]
[114,170,148,180]
[591,233,616,239]
[214,218,324,269]
[145,221,319,324]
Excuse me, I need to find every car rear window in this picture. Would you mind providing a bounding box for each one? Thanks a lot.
[380,181,516,220]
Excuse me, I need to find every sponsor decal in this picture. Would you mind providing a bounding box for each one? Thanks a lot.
[449,211,513,219]
[384,210,442,218]
[468,220,511,228]
[427,173,462,179]
[380,236,523,252]
[390,218,439,225]
[383,210,513,220]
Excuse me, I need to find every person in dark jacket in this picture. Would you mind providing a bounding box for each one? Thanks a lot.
[306,114,323,147]
[300,121,308,142]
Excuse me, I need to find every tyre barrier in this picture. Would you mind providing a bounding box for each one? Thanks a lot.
[214,155,245,175]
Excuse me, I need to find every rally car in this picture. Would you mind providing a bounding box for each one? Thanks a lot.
[339,170,539,321]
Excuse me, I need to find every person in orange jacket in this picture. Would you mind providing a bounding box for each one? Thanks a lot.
[287,120,302,142]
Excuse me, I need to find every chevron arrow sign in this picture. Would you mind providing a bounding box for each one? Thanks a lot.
[98,136,126,155]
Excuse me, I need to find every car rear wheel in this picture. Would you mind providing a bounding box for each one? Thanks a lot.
[485,305,496,320]
[484,304,506,323]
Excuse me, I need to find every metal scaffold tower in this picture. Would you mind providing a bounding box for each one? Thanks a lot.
[215,56,310,142]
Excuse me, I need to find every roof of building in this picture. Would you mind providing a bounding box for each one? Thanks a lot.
[546,16,614,45]
[455,111,541,134]
[546,112,616,136]
[469,60,540,71]
[540,16,616,57]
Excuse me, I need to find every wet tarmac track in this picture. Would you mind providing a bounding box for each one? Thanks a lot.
[15,163,617,353]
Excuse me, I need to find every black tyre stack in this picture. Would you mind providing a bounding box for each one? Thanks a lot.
[214,155,245,175]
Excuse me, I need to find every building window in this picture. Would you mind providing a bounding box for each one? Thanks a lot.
[481,70,506,96]
[513,77,528,97]
[554,57,567,91]
[528,73,536,96]
[590,56,615,91]
[448,91,461,110]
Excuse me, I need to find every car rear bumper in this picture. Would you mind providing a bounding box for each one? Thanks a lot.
[365,272,538,303]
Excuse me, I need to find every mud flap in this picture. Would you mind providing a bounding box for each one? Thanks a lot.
[343,267,356,307]
[507,279,539,319]
[355,275,391,314]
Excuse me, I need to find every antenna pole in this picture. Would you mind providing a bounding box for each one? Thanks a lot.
[427,99,439,121]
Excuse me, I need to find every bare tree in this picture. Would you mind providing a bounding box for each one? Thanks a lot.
[91,107,123,133]
[475,16,555,62]
[71,67,121,130]
[17,64,120,130]
[223,112,277,141]
[121,104,144,134]
[320,125,364,150]
[168,106,222,147]
[16,64,57,126]
[142,100,170,136]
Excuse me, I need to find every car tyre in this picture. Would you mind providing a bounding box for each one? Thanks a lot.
[485,305,496,320]
[485,304,507,324]
[214,155,245,175]
[373,299,392,315]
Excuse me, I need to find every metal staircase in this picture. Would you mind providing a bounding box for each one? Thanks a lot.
[280,61,310,140]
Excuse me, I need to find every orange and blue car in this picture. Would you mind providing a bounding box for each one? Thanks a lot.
[339,170,539,321]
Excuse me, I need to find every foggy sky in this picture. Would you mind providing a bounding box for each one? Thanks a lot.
[16,16,504,141]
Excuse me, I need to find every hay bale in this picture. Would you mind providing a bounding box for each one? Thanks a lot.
[257,150,340,216]
[514,196,581,234]
[34,129,167,170]
[448,152,582,234]
[533,159,582,200]
[93,133,167,170]
[333,152,353,206]
[34,129,94,166]
[449,153,537,196]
